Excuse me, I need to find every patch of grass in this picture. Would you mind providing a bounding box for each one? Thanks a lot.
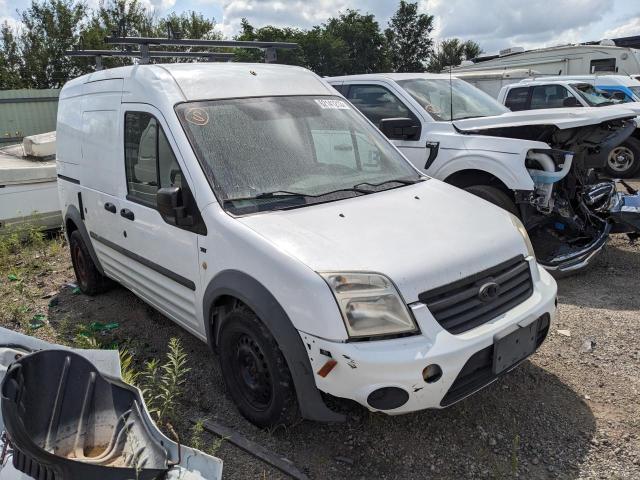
[190,418,227,457]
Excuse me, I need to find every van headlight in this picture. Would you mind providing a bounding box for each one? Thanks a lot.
[509,213,536,258]
[320,272,418,339]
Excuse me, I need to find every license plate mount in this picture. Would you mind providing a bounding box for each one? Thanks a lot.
[492,319,538,375]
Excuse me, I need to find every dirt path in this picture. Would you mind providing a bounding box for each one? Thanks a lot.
[1,232,639,479]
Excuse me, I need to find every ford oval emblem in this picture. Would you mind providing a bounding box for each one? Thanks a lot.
[478,282,500,302]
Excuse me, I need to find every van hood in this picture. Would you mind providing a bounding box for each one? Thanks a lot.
[453,106,637,131]
[238,180,528,303]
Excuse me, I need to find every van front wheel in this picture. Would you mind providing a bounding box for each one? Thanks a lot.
[218,306,297,427]
[69,230,111,295]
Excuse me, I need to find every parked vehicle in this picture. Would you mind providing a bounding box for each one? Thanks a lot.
[451,42,640,76]
[56,63,557,427]
[0,132,61,232]
[0,327,223,480]
[497,76,640,177]
[327,73,640,273]
[454,68,540,98]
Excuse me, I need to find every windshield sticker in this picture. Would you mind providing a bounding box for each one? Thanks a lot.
[315,99,350,110]
[185,108,209,126]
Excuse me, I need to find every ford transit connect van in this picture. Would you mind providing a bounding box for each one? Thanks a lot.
[57,63,557,427]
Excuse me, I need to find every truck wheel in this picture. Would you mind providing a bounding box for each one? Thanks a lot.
[464,184,519,216]
[605,137,640,178]
[218,305,298,427]
[69,230,111,295]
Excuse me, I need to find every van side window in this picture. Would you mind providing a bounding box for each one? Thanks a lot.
[124,112,183,207]
[504,87,530,111]
[530,85,576,109]
[346,85,416,127]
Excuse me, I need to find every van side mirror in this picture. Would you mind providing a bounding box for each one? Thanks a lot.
[157,186,194,227]
[379,117,421,141]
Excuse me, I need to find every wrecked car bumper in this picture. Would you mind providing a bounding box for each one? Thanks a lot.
[0,329,223,480]
[301,261,557,414]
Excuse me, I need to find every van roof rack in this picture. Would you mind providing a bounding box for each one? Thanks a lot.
[65,24,298,70]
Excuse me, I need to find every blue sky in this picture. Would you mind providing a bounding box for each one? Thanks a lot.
[1,0,639,54]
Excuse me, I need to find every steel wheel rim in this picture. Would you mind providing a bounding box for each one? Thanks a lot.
[72,243,88,288]
[608,146,634,172]
[232,334,273,411]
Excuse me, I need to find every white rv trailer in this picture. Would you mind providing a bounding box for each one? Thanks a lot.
[452,42,640,77]
[453,68,540,98]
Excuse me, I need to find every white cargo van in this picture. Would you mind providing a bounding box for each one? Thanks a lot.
[327,73,640,273]
[57,63,557,427]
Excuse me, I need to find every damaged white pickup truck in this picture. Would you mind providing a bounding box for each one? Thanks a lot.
[328,74,640,273]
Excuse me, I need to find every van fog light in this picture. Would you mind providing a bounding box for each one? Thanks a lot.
[423,364,442,383]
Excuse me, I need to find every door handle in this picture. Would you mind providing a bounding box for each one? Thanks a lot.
[104,202,116,213]
[120,208,135,221]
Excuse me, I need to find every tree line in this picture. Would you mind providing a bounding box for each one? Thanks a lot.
[0,0,482,89]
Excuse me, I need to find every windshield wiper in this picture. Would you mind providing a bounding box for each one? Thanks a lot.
[353,177,424,191]
[225,187,369,204]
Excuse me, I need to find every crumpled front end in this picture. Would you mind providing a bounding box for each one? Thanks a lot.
[482,116,640,273]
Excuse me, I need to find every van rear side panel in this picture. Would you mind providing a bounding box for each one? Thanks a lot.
[80,79,124,197]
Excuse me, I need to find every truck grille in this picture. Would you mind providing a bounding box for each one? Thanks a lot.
[418,255,533,334]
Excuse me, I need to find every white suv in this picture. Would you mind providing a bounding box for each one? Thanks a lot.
[327,73,640,273]
[57,63,557,427]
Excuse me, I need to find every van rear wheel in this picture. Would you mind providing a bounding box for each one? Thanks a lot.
[464,184,518,216]
[69,230,111,295]
[218,305,297,428]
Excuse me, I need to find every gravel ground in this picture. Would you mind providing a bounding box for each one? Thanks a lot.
[1,191,640,479]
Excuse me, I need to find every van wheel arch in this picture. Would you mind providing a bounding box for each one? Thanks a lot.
[64,205,105,276]
[203,270,345,423]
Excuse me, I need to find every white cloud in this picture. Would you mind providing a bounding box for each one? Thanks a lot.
[604,15,640,39]
[423,0,611,53]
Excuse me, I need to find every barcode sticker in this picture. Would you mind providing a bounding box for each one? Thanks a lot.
[315,99,350,110]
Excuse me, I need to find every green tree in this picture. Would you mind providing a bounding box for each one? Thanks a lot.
[298,26,347,76]
[0,22,24,89]
[461,39,482,61]
[157,11,221,40]
[79,0,156,70]
[324,9,390,74]
[427,38,483,73]
[19,0,89,88]
[385,1,434,72]
[235,18,305,65]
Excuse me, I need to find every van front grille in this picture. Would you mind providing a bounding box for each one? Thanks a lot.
[418,255,533,334]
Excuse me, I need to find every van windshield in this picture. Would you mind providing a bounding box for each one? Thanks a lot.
[176,96,422,214]
[397,78,509,121]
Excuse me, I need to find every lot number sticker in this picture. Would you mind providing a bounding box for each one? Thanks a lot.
[185,108,209,126]
[315,99,350,110]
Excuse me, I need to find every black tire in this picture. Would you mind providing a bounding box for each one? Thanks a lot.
[464,184,519,216]
[604,137,640,178]
[69,230,111,295]
[218,305,297,428]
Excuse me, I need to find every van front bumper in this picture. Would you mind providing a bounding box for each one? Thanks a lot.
[300,262,557,414]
